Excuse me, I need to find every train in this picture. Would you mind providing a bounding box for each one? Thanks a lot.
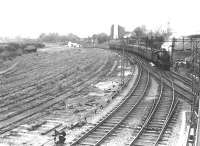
[109,38,171,70]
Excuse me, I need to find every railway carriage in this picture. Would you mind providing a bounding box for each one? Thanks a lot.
[109,39,171,70]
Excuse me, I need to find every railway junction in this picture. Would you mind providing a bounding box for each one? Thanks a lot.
[0,40,199,146]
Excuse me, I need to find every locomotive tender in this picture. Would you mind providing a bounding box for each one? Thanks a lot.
[109,39,171,70]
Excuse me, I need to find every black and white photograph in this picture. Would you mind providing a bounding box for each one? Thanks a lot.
[0,0,199,145]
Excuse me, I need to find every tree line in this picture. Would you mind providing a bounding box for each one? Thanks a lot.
[36,24,172,45]
[38,33,80,43]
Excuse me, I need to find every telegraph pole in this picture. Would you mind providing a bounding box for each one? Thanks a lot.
[121,38,125,85]
[196,39,200,146]
[171,38,175,69]
[119,38,125,86]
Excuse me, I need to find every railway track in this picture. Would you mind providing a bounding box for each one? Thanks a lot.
[0,49,104,94]
[66,51,185,146]
[70,66,150,145]
[0,61,110,134]
[0,49,107,98]
[68,54,182,146]
[129,53,194,104]
[127,76,179,146]
[0,55,115,117]
[170,71,192,87]
[0,49,186,145]
[0,58,101,109]
[0,51,115,135]
[65,51,180,146]
[40,58,134,146]
[0,54,100,97]
[0,61,19,75]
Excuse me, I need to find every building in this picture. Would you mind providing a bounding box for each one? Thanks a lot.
[65,41,81,48]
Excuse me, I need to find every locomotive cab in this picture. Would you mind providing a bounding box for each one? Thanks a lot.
[153,49,170,70]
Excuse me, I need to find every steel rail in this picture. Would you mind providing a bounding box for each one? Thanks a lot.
[0,55,111,134]
[127,55,179,146]
[42,57,136,146]
[70,65,143,146]
[154,72,179,145]
[170,71,192,87]
[128,76,164,145]
[131,53,194,104]
[0,61,19,75]
[93,71,150,146]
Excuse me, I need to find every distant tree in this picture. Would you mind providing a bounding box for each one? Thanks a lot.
[94,33,110,44]
[39,33,46,40]
[67,33,80,42]
[133,25,147,39]
[130,24,173,49]
[38,33,80,43]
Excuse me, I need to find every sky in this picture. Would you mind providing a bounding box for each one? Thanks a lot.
[0,0,200,38]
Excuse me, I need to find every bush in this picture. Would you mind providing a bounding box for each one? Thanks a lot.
[0,42,45,61]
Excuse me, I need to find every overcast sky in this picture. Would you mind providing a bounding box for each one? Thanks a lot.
[0,0,200,38]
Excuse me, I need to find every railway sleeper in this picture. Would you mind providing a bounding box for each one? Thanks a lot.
[109,117,122,120]
[144,127,162,132]
[134,141,155,146]
[148,123,165,127]
[92,130,108,135]
[149,119,165,123]
[78,141,97,145]
[76,144,92,146]
[97,126,113,130]
[149,119,166,123]
[80,136,103,142]
[86,134,104,139]
[102,122,119,126]
[130,95,142,98]
[118,126,135,130]
[148,124,164,128]
[134,89,146,92]
[159,136,171,142]
[155,109,171,113]
[136,134,159,140]
[132,93,144,96]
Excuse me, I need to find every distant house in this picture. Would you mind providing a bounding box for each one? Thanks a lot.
[65,41,81,48]
[24,45,37,53]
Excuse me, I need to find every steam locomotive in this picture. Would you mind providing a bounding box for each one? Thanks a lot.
[109,38,171,70]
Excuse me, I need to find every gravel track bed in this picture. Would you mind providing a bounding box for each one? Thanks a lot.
[0,48,117,136]
[0,49,103,95]
[0,57,108,120]
[0,58,101,109]
[102,77,159,146]
[0,56,109,132]
[70,66,145,146]
[0,48,134,146]
[126,52,191,146]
